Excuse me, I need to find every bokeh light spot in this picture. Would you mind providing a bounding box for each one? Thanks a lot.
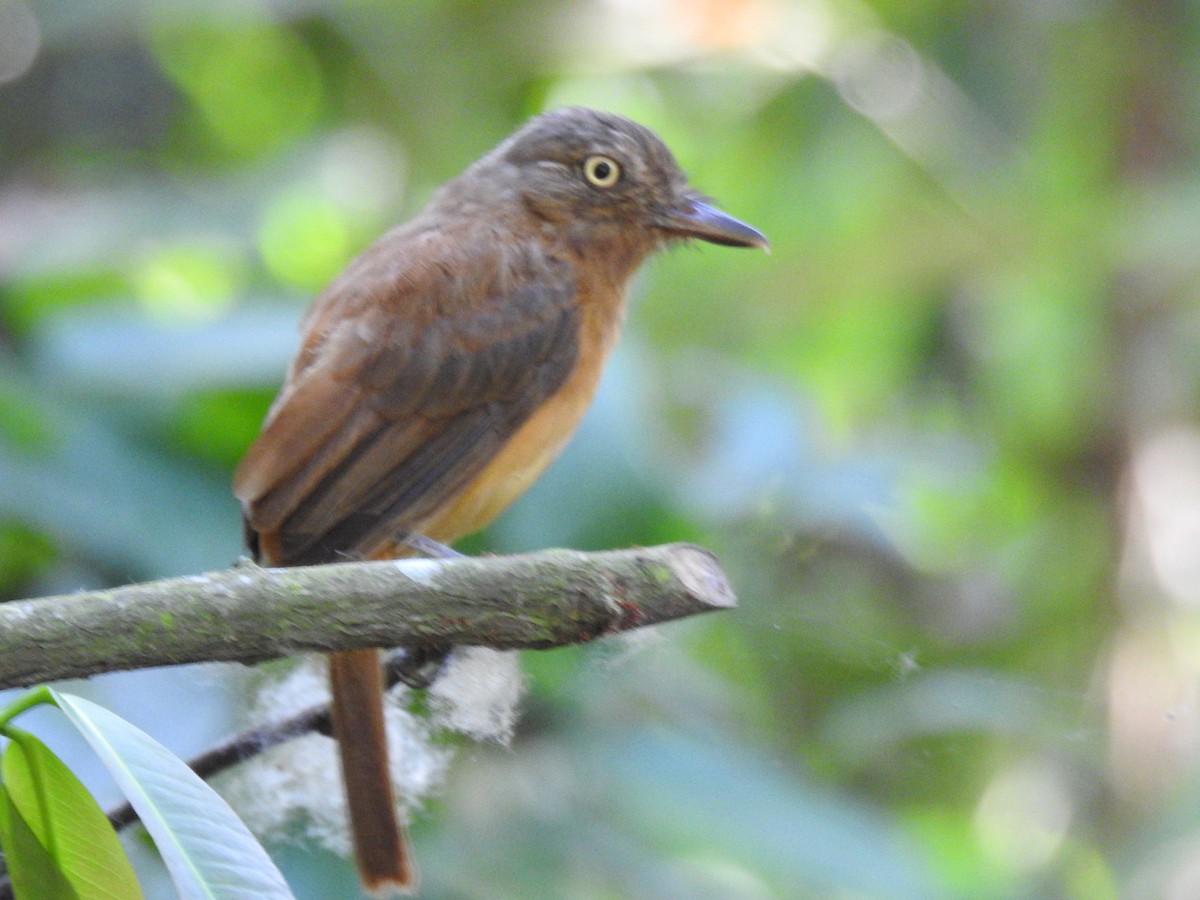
[133,243,238,322]
[259,191,352,292]
[0,0,40,85]
[151,21,323,157]
[974,761,1072,873]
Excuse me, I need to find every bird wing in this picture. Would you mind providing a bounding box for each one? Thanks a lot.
[233,228,580,566]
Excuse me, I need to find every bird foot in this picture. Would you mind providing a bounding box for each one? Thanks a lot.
[400,532,465,559]
[385,644,452,690]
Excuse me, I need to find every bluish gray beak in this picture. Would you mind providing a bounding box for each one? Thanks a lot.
[660,200,769,250]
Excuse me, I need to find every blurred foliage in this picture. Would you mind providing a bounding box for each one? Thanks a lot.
[3,0,1200,897]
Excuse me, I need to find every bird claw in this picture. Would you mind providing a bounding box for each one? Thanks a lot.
[386,644,452,690]
[399,532,465,560]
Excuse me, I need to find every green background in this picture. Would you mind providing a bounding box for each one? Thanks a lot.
[3,0,1200,897]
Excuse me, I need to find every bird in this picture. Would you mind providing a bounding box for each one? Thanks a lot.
[233,106,767,895]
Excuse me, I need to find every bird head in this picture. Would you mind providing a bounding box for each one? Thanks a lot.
[472,107,768,263]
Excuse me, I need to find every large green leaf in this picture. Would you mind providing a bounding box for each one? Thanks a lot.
[2,732,141,899]
[48,691,293,900]
[0,779,78,900]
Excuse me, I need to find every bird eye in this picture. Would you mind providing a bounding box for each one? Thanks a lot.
[583,155,621,188]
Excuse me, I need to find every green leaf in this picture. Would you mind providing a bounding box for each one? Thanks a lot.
[0,779,78,900]
[48,691,293,900]
[2,732,142,899]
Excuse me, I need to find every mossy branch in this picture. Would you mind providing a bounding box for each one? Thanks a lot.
[0,543,736,690]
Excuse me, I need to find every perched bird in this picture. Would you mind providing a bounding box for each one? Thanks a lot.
[234,106,767,894]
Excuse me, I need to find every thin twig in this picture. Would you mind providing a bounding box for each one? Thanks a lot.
[105,648,439,832]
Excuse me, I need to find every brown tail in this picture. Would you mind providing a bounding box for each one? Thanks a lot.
[328,648,416,895]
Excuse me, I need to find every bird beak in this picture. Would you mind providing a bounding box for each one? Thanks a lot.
[659,199,769,250]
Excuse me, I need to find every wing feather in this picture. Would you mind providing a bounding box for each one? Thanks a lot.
[235,229,579,566]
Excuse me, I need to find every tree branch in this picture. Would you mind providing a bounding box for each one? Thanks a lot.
[0,543,736,690]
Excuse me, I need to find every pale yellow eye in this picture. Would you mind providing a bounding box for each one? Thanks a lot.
[583,155,621,188]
